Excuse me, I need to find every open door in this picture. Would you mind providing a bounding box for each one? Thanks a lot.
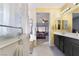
[36,13,49,45]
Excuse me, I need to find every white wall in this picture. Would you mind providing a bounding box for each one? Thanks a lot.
[28,4,36,39]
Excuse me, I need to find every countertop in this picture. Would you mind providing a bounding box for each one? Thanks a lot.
[0,36,21,49]
[54,32,79,40]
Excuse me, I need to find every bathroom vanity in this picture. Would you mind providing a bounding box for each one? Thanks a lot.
[54,32,79,56]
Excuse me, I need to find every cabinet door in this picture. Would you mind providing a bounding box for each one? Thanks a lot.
[59,36,64,52]
[64,38,72,56]
[54,35,59,48]
[72,43,79,56]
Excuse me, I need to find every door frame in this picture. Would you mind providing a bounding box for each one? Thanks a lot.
[36,12,50,45]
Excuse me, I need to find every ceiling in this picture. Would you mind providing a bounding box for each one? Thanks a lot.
[29,3,66,8]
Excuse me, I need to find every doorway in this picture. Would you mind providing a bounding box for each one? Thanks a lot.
[36,13,49,45]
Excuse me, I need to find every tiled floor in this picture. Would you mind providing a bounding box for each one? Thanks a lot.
[50,46,65,56]
[37,39,48,45]
[31,41,64,56]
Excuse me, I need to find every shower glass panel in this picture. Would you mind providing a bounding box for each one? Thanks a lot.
[0,25,22,39]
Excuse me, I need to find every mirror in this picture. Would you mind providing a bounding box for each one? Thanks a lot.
[72,13,79,33]
[62,20,68,30]
[57,20,61,30]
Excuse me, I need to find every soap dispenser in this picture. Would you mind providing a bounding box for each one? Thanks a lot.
[76,31,79,36]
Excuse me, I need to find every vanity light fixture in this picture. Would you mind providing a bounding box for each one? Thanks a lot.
[61,7,71,15]
[73,3,79,6]
[63,8,71,13]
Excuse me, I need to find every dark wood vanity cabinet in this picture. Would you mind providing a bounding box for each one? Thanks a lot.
[54,35,64,52]
[63,38,72,56]
[71,39,79,56]
[54,35,60,49]
[59,36,64,52]
[54,34,79,56]
[72,43,79,56]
